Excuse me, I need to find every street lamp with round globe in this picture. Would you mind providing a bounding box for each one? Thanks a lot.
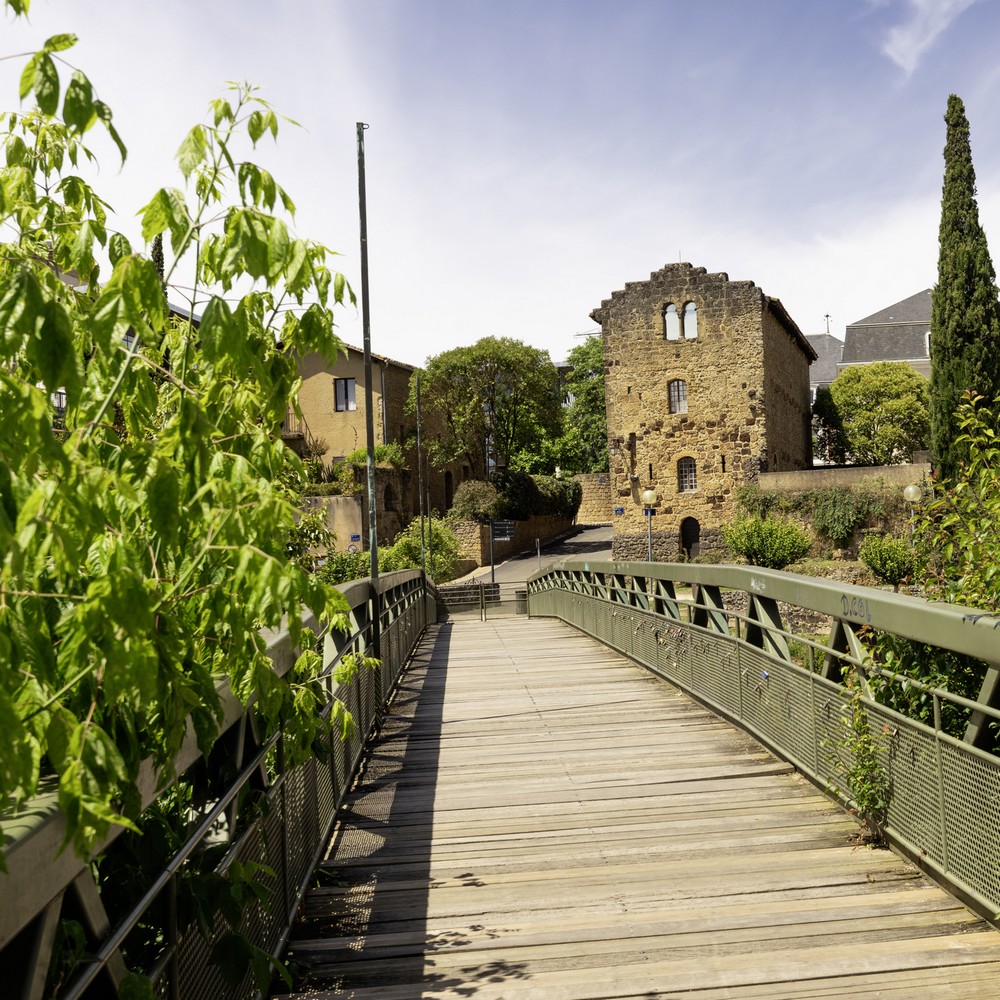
[641,489,658,561]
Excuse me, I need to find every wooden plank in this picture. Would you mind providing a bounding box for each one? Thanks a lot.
[273,618,1000,998]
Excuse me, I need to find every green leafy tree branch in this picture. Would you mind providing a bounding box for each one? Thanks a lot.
[0,9,359,862]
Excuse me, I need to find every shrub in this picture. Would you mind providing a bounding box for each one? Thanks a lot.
[450,480,502,522]
[383,518,461,583]
[490,469,541,520]
[302,452,327,483]
[862,629,986,739]
[533,475,582,519]
[344,442,406,468]
[316,550,372,586]
[723,516,811,570]
[811,485,883,549]
[734,483,779,519]
[859,534,916,591]
[302,481,347,497]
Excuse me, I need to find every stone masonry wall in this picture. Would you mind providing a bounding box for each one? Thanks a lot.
[592,263,811,561]
[761,305,813,471]
[575,473,613,524]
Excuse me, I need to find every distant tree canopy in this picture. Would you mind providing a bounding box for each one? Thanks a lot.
[814,362,930,466]
[931,94,1000,481]
[410,337,563,477]
[557,335,608,473]
[510,334,608,475]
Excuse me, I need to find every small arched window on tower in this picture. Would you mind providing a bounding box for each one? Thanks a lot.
[664,303,681,341]
[677,456,698,493]
[682,301,698,340]
[667,379,688,414]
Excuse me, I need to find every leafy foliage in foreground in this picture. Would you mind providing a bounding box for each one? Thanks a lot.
[914,392,1000,613]
[0,17,355,861]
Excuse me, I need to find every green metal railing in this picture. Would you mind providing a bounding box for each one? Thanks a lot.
[527,559,1000,919]
[1,570,432,1000]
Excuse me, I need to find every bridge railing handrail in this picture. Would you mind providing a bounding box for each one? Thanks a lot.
[1,568,430,1000]
[590,566,1000,730]
[527,559,1000,921]
[529,558,1000,663]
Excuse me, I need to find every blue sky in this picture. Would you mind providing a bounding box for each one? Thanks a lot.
[3,0,999,365]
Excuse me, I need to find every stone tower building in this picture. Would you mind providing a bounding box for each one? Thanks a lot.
[590,263,815,560]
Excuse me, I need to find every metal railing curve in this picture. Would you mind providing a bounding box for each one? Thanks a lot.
[527,558,1000,920]
[1,570,433,1000]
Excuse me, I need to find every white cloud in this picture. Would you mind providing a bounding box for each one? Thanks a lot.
[882,0,980,74]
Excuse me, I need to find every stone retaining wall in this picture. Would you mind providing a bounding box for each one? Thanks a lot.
[759,462,930,492]
[451,514,574,567]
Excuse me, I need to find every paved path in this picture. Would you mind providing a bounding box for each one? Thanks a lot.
[458,524,612,586]
[275,617,1000,999]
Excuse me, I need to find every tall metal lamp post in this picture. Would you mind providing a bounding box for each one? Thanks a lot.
[641,488,658,562]
[903,483,922,542]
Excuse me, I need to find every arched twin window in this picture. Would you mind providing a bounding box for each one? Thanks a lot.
[664,304,681,341]
[668,379,688,414]
[663,301,698,341]
[677,456,698,492]
[683,302,698,339]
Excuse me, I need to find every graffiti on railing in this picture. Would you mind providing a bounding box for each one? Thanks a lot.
[840,593,872,624]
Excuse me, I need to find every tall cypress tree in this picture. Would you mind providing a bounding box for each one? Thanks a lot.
[930,94,1000,481]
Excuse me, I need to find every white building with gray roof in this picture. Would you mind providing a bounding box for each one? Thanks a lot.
[839,289,932,378]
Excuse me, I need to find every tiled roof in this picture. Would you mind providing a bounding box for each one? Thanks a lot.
[804,334,844,384]
[849,288,931,327]
[841,289,931,364]
[342,342,417,372]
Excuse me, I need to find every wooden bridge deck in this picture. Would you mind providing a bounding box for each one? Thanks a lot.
[275,617,1000,999]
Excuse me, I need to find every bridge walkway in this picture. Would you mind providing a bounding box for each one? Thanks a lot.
[274,617,1000,999]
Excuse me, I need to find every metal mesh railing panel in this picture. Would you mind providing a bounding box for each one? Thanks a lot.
[610,609,631,654]
[283,759,316,900]
[630,613,660,668]
[689,631,740,715]
[314,746,337,842]
[651,623,693,689]
[939,740,1000,906]
[736,647,815,770]
[593,600,613,644]
[810,681,853,795]
[860,705,945,863]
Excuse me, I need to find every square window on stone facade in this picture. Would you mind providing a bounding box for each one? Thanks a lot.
[668,379,688,414]
[677,456,697,492]
[334,377,357,412]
